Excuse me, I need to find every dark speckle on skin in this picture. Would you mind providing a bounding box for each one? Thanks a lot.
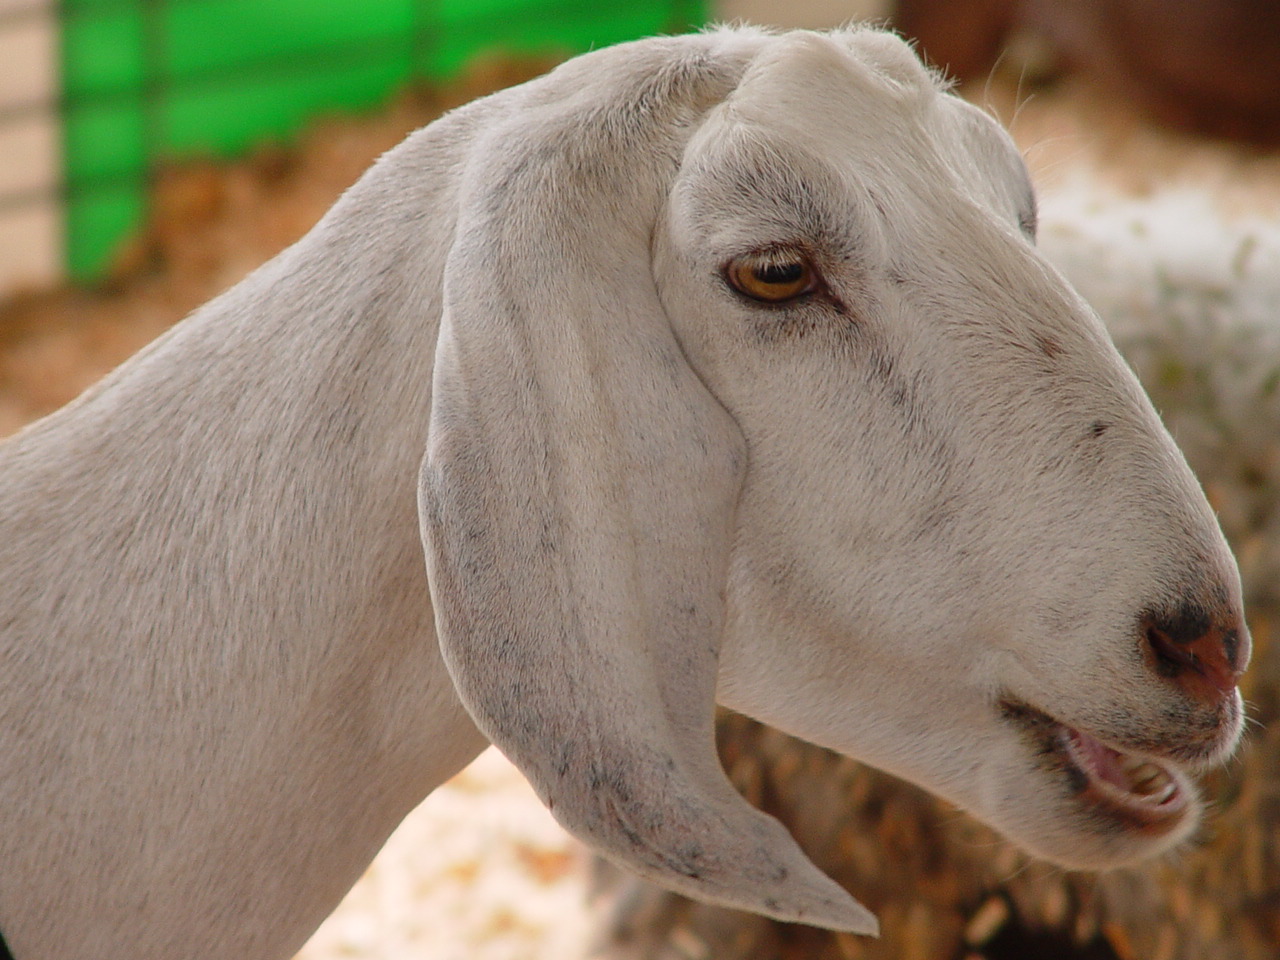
[1035,333,1064,360]
[539,515,558,554]
[921,496,958,534]
[867,345,912,411]
[615,819,645,851]
[1089,420,1111,439]
[867,189,890,222]
[555,742,577,779]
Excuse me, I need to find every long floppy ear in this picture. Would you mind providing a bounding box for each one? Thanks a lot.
[418,43,876,934]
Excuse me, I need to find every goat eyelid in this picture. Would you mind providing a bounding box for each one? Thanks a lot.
[723,248,824,304]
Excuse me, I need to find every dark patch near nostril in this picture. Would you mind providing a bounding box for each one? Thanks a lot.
[1223,629,1241,669]
[1148,604,1212,646]
[1147,625,1190,679]
[1141,603,1216,684]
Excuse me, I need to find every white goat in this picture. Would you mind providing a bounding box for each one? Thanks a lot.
[0,25,1250,959]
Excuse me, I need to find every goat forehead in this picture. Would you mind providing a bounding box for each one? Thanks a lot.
[737,29,940,104]
[672,130,870,258]
[672,118,1015,269]
[723,30,942,150]
[681,42,1032,247]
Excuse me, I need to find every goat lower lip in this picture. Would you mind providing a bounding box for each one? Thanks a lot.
[1056,725,1190,833]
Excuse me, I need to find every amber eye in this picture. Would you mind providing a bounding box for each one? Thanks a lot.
[725,251,818,303]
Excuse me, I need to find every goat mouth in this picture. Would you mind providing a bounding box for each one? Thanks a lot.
[1057,725,1190,832]
[1001,700,1192,834]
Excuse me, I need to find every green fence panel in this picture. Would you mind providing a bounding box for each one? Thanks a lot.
[64,183,146,282]
[59,0,706,279]
[61,8,147,98]
[162,0,415,82]
[162,57,414,153]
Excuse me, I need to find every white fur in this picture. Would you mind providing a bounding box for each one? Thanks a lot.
[0,26,1247,958]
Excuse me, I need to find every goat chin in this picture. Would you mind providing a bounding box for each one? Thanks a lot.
[0,24,1247,958]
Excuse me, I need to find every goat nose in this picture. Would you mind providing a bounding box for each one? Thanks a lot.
[1142,605,1249,705]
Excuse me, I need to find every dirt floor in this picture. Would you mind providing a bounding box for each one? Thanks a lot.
[3,50,1280,960]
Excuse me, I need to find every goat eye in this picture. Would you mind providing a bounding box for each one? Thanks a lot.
[725,252,819,303]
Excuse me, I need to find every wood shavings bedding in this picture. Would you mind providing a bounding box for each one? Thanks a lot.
[294,749,591,960]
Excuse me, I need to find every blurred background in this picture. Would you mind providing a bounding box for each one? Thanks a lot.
[1,2,1279,958]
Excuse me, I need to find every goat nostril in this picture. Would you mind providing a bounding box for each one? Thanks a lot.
[1147,625,1193,679]
[1140,607,1244,701]
[1223,628,1242,671]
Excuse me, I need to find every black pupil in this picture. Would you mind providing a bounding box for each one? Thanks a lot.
[754,262,804,285]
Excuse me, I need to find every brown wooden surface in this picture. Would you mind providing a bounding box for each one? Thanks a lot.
[895,0,1280,145]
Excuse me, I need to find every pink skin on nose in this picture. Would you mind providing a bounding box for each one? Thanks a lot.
[1143,610,1248,705]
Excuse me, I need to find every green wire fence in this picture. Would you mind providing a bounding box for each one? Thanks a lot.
[6,0,704,285]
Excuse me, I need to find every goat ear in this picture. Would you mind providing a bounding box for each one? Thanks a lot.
[417,67,876,935]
